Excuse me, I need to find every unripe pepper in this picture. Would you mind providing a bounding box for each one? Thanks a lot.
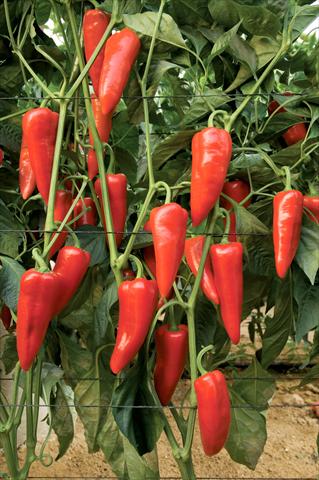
[83,9,111,95]
[17,269,63,371]
[94,174,127,246]
[273,190,303,278]
[19,135,36,200]
[22,108,59,204]
[74,198,97,228]
[268,94,307,146]
[303,196,319,223]
[53,246,91,314]
[220,180,251,242]
[0,305,11,330]
[191,127,232,227]
[110,278,158,374]
[184,236,219,305]
[99,28,141,115]
[210,242,243,344]
[154,324,188,406]
[49,189,73,258]
[195,370,231,456]
[88,94,113,179]
[150,203,188,298]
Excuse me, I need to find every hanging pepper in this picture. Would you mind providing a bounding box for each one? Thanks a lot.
[74,198,97,228]
[273,190,303,278]
[210,242,243,344]
[17,269,63,371]
[49,189,73,258]
[268,94,307,146]
[19,135,36,200]
[191,127,232,226]
[220,180,251,242]
[22,108,59,204]
[53,246,91,314]
[143,220,157,278]
[154,324,188,406]
[303,195,319,223]
[88,94,113,179]
[110,278,158,374]
[195,370,231,456]
[150,203,188,298]
[0,305,11,330]
[184,236,219,305]
[94,174,127,246]
[99,28,141,115]
[0,148,3,165]
[83,9,111,96]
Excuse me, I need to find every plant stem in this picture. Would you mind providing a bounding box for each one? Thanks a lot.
[175,455,196,480]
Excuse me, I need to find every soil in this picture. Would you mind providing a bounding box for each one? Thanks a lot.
[1,379,318,479]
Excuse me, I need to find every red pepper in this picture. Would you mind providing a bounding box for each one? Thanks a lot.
[303,195,319,223]
[53,246,91,314]
[143,221,156,277]
[19,135,36,200]
[154,324,188,405]
[1,305,11,330]
[273,190,303,279]
[94,174,127,246]
[184,236,219,305]
[0,148,4,165]
[88,94,113,179]
[195,370,231,456]
[220,180,251,242]
[49,189,73,258]
[17,269,63,371]
[150,203,188,298]
[122,268,135,280]
[22,108,59,204]
[268,94,307,146]
[83,9,111,96]
[74,198,97,228]
[210,242,243,344]
[191,127,232,226]
[99,28,141,115]
[110,278,158,374]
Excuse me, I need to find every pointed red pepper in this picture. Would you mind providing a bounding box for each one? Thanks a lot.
[210,242,243,344]
[150,203,188,298]
[154,324,188,405]
[273,190,303,278]
[74,198,97,228]
[110,278,158,374]
[49,189,73,258]
[220,180,251,242]
[184,236,219,305]
[303,195,319,223]
[195,370,231,456]
[19,135,36,200]
[191,127,232,226]
[0,305,12,330]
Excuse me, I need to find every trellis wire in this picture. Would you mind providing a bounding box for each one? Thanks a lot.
[0,403,317,409]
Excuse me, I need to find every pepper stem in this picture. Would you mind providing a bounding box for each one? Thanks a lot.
[32,248,49,272]
[196,344,214,376]
[155,181,171,204]
[220,207,231,244]
[283,166,292,190]
[128,254,143,278]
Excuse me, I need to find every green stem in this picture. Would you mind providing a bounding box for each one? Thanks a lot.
[220,207,231,242]
[32,248,48,271]
[283,165,292,190]
[175,455,196,480]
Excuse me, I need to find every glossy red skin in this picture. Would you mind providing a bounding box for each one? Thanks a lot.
[220,180,251,241]
[184,236,219,305]
[191,127,232,227]
[273,190,303,279]
[49,190,73,258]
[210,242,243,344]
[122,268,135,280]
[74,198,97,228]
[303,196,319,223]
[22,108,59,204]
[110,278,158,374]
[1,305,11,330]
[0,148,3,165]
[99,28,141,115]
[154,324,188,406]
[19,136,36,200]
[83,9,111,95]
[88,94,113,179]
[53,246,91,314]
[195,370,231,456]
[94,174,127,246]
[150,203,188,298]
[17,269,63,371]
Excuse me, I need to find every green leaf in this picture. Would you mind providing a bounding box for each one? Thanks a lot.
[295,219,319,285]
[58,269,95,320]
[293,267,319,342]
[98,411,160,480]
[0,201,24,258]
[58,331,93,387]
[291,5,319,40]
[112,362,163,456]
[51,383,74,460]
[0,256,25,311]
[211,21,242,58]
[168,0,211,26]
[260,274,294,368]
[299,363,319,388]
[41,363,64,404]
[0,334,18,374]
[152,130,194,169]
[123,13,186,49]
[72,226,108,267]
[35,0,51,24]
[225,389,267,469]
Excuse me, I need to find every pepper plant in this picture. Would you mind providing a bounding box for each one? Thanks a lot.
[0,1,318,479]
